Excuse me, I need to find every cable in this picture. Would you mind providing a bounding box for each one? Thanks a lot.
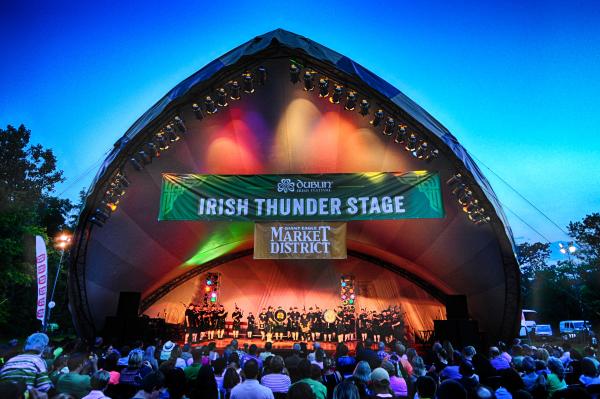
[467,150,571,237]
[56,150,110,198]
[499,201,552,243]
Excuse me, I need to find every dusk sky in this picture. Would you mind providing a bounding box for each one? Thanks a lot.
[1,1,599,246]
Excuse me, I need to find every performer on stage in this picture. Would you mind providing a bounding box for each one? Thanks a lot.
[185,304,196,344]
[231,305,243,339]
[216,304,227,339]
[300,308,311,342]
[265,306,274,342]
[259,307,268,341]
[290,307,300,341]
[246,312,256,339]
[358,308,368,342]
[273,306,286,341]
[336,306,345,343]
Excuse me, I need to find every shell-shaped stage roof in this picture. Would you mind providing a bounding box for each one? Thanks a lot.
[68,29,520,342]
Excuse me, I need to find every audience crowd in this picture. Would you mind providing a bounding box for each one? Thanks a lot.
[0,333,599,399]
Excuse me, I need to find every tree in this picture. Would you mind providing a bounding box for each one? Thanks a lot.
[0,124,72,336]
[568,212,600,269]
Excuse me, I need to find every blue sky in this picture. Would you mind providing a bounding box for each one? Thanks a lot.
[1,1,599,245]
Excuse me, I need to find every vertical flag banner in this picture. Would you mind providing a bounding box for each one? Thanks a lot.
[35,236,48,324]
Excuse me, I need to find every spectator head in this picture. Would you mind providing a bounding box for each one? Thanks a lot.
[323,356,336,371]
[416,375,437,398]
[243,358,259,380]
[522,356,535,373]
[310,364,322,380]
[223,367,241,389]
[472,386,496,399]
[337,343,349,357]
[292,343,301,354]
[229,352,240,367]
[512,344,523,356]
[381,360,397,377]
[0,381,25,399]
[513,390,534,399]
[411,356,427,377]
[141,371,165,393]
[315,348,325,362]
[547,357,565,381]
[164,368,186,399]
[313,342,321,351]
[249,344,258,356]
[378,342,385,351]
[24,333,49,354]
[535,359,547,372]
[287,381,316,399]
[182,343,190,353]
[90,370,111,391]
[231,339,238,349]
[437,379,466,399]
[500,367,525,392]
[332,380,360,399]
[67,352,88,371]
[265,341,272,351]
[191,347,202,363]
[406,347,417,361]
[213,357,227,376]
[191,364,218,399]
[128,350,144,368]
[352,360,372,384]
[535,348,549,362]
[584,346,597,357]
[271,355,285,373]
[298,359,312,379]
[489,347,500,358]
[370,367,390,393]
[50,395,76,399]
[582,357,599,377]
[459,361,474,377]
[365,338,373,349]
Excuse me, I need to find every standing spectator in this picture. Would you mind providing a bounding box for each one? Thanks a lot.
[311,348,325,370]
[222,367,241,399]
[579,357,600,386]
[322,357,342,399]
[163,368,187,399]
[230,359,273,399]
[292,359,327,399]
[184,348,203,382]
[309,343,321,362]
[259,342,274,362]
[119,350,152,395]
[55,353,96,399]
[242,345,263,369]
[0,333,52,393]
[261,355,291,394]
[381,360,407,398]
[189,364,218,399]
[82,370,111,399]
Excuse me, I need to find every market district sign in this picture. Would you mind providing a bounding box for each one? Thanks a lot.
[158,171,444,222]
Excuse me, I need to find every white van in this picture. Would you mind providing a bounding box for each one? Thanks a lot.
[559,320,590,334]
[519,309,538,336]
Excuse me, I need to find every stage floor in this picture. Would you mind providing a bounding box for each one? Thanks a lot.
[187,338,358,353]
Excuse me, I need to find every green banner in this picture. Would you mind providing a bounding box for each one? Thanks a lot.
[159,171,444,222]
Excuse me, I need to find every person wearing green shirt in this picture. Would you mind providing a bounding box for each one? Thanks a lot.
[55,352,97,399]
[292,359,327,399]
[546,358,567,396]
[184,348,203,382]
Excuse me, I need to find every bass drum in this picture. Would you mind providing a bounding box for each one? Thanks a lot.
[274,308,287,322]
[323,309,337,323]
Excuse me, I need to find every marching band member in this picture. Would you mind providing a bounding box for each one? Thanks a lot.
[259,307,268,340]
[231,305,243,339]
[246,312,256,339]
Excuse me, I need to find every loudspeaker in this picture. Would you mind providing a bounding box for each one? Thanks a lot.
[446,295,468,319]
[117,291,141,318]
[434,319,480,348]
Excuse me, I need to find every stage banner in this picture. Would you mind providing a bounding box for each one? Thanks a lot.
[35,236,48,324]
[159,171,444,222]
[254,222,347,259]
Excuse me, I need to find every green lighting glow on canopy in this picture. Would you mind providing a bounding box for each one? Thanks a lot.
[181,222,253,268]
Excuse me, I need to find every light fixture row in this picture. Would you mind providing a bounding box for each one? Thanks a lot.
[446,173,491,225]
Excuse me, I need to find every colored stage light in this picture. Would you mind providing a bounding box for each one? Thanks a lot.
[318,78,329,97]
[211,292,217,298]
[359,99,370,116]
[405,133,417,152]
[446,174,462,186]
[192,103,204,120]
[130,157,143,171]
[415,141,429,158]
[205,286,211,292]
[290,64,300,84]
[463,199,479,214]
[165,125,180,142]
[205,96,218,114]
[210,297,217,302]
[394,126,407,143]
[350,294,355,299]
[330,85,343,104]
[345,92,356,110]
[303,71,314,91]
[230,81,241,100]
[383,117,395,136]
[207,280,212,285]
[107,202,118,212]
[217,88,228,107]
[341,295,347,300]
[341,282,346,287]
[349,299,354,304]
[146,142,160,158]
[156,135,169,151]
[258,66,267,85]
[242,72,254,93]
[173,116,186,132]
[371,109,384,126]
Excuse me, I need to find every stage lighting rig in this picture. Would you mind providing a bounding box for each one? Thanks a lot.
[290,63,300,84]
[371,109,384,126]
[344,91,357,110]
[404,133,417,152]
[303,71,315,91]
[330,85,343,104]
[165,125,180,142]
[258,66,267,85]
[340,275,356,308]
[138,150,152,165]
[383,117,396,136]
[203,272,221,304]
[446,173,462,186]
[216,88,228,107]
[242,72,254,93]
[192,103,204,120]
[173,116,186,133]
[205,96,218,114]
[156,134,169,151]
[427,148,440,162]
[130,156,143,171]
[230,81,241,100]
[318,78,329,97]
[146,142,160,158]
[463,199,480,214]
[359,99,370,116]
[394,125,407,144]
[415,141,429,158]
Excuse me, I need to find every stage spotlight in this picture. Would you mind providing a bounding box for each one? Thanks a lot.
[173,116,186,132]
[371,109,384,126]
[94,208,111,223]
[230,81,241,100]
[205,286,211,292]
[217,88,228,107]
[205,96,218,114]
[192,103,204,120]
[156,134,169,151]
[415,141,429,158]
[446,173,462,186]
[318,78,329,97]
[463,199,479,213]
[146,142,160,158]
[427,148,440,162]
[359,99,370,116]
[290,64,300,84]
[404,133,417,151]
[383,117,396,136]
[138,150,152,165]
[458,188,473,205]
[394,125,407,143]
[344,91,357,110]
[303,71,314,91]
[258,66,267,85]
[89,216,104,227]
[330,85,343,104]
[242,72,254,93]
[130,157,143,171]
[165,125,180,142]
[341,281,346,287]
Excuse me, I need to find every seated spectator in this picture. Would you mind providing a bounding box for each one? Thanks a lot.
[285,344,303,382]
[0,380,26,399]
[142,346,158,371]
[117,346,131,367]
[184,348,203,382]
[333,380,360,399]
[82,370,111,399]
[335,344,357,379]
[167,345,187,370]
[131,371,165,399]
[309,343,321,362]
[288,381,316,399]
[520,356,545,393]
[546,357,567,396]
[415,375,436,399]
[160,341,175,362]
[535,348,549,364]
[462,346,476,363]
[436,379,466,399]
[242,344,263,369]
[49,354,70,385]
[261,355,291,394]
[0,333,52,393]
[181,344,193,364]
[498,368,525,397]
[312,348,325,370]
[55,352,96,399]
[458,361,479,392]
[119,350,152,389]
[579,357,600,386]
[230,359,273,399]
[512,345,524,371]
[369,367,395,398]
[101,352,120,385]
[357,340,380,371]
[377,342,388,361]
[222,367,241,399]
[322,357,342,399]
[311,363,323,383]
[440,352,462,381]
[583,346,599,369]
[498,342,512,364]
[163,367,187,399]
[292,359,327,399]
[489,347,511,371]
[381,360,407,397]
[259,342,274,362]
[393,343,413,377]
